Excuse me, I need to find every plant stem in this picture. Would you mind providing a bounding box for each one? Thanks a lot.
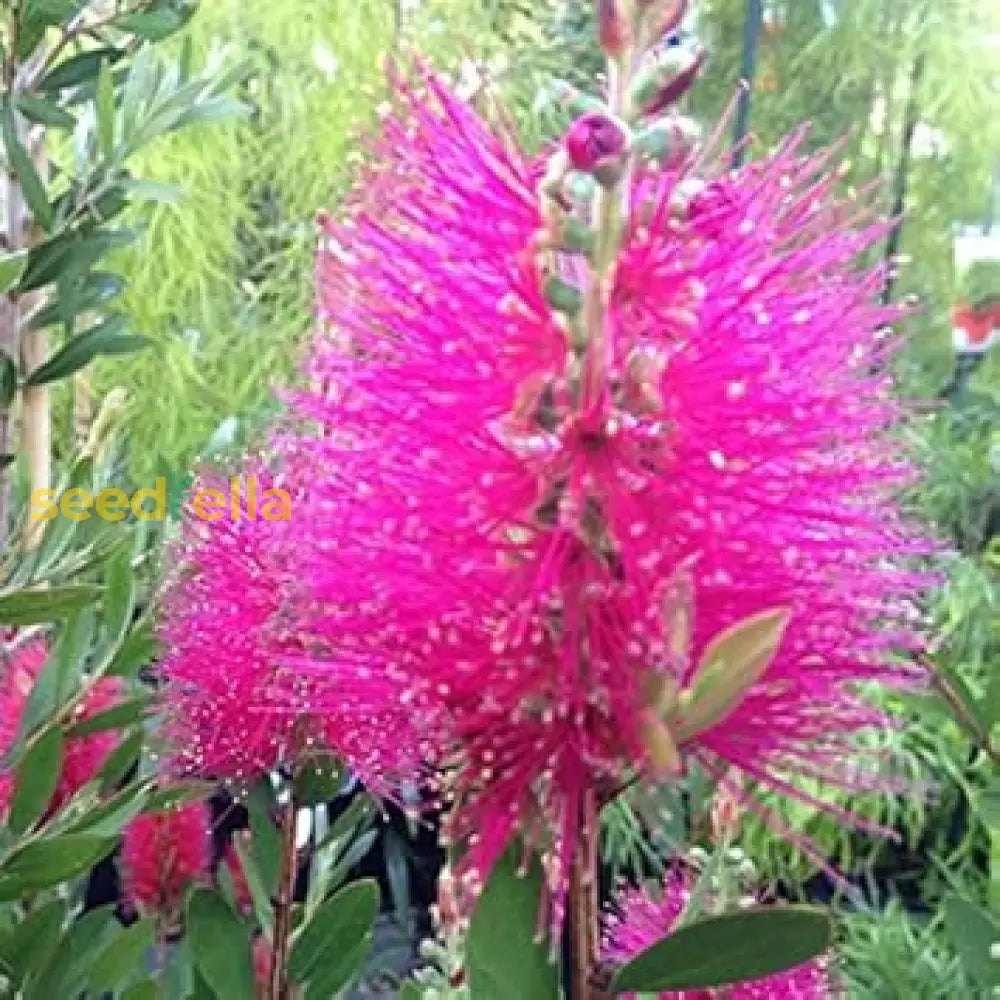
[567,788,600,1000]
[269,800,298,1000]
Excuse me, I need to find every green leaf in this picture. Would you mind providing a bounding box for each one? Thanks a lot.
[106,616,159,679]
[0,897,66,986]
[0,249,29,293]
[303,931,373,1000]
[68,694,154,737]
[0,350,16,408]
[977,779,1000,830]
[674,608,791,740]
[21,228,139,292]
[942,894,1000,987]
[40,48,121,92]
[117,6,195,42]
[172,96,251,130]
[289,879,379,984]
[2,107,53,231]
[96,59,116,158]
[8,725,63,833]
[186,889,255,1000]
[143,780,213,814]
[0,584,101,624]
[26,316,149,385]
[66,780,151,837]
[0,834,118,896]
[293,753,343,806]
[122,982,158,1000]
[27,904,116,999]
[399,983,424,1000]
[466,849,558,1000]
[23,0,79,31]
[15,95,76,129]
[98,727,143,791]
[124,178,183,204]
[100,540,135,652]
[248,787,281,895]
[612,906,833,993]
[88,918,155,995]
[29,270,125,330]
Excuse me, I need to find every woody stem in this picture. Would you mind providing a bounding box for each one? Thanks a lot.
[269,799,298,1000]
[568,788,601,1000]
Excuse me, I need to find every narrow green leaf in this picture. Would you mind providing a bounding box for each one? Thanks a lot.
[248,788,281,895]
[172,96,251,130]
[977,779,1000,830]
[0,584,101,625]
[96,59,115,158]
[0,897,66,986]
[21,228,139,292]
[117,7,194,42]
[612,906,833,993]
[22,0,79,31]
[466,849,558,1000]
[98,727,143,791]
[143,780,213,814]
[29,270,125,330]
[942,894,1000,987]
[0,834,118,894]
[27,904,116,999]
[0,350,16,407]
[40,48,121,92]
[674,608,791,740]
[303,931,373,1000]
[66,780,150,837]
[88,918,154,994]
[26,316,149,385]
[186,889,255,1000]
[15,95,76,129]
[121,981,158,1000]
[2,107,53,231]
[8,725,63,833]
[124,178,183,204]
[0,249,29,292]
[289,879,379,983]
[68,694,154,737]
[105,616,159,679]
[100,541,135,650]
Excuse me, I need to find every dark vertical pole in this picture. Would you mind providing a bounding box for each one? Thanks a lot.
[880,51,926,306]
[731,0,764,168]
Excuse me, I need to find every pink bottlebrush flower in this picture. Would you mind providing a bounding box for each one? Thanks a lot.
[158,465,424,797]
[602,872,835,998]
[0,638,124,816]
[121,801,210,913]
[54,676,126,811]
[287,67,933,938]
[0,640,47,814]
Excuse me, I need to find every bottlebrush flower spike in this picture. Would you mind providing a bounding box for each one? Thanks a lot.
[603,871,835,998]
[291,64,933,941]
[158,464,424,798]
[121,802,210,914]
[0,639,47,815]
[0,638,124,816]
[54,675,125,811]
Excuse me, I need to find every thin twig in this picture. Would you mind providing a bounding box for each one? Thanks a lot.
[269,798,299,1000]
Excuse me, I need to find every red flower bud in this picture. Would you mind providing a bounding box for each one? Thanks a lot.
[631,44,705,116]
[597,0,629,57]
[565,112,629,183]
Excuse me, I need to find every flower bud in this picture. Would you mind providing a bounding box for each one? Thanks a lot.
[633,115,701,167]
[565,112,630,185]
[598,0,630,57]
[543,274,584,316]
[639,707,683,779]
[630,43,705,116]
